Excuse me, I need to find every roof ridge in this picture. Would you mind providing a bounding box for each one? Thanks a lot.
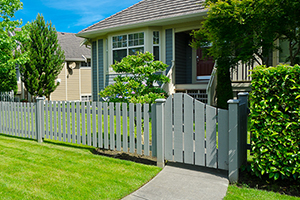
[78,0,146,34]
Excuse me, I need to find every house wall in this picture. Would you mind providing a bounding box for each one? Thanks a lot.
[50,62,91,101]
[89,20,206,100]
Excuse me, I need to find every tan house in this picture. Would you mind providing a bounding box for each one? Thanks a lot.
[76,0,288,104]
[17,32,92,101]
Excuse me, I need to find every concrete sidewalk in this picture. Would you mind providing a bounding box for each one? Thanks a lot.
[122,162,229,200]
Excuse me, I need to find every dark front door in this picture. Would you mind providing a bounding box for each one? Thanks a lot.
[196,49,214,80]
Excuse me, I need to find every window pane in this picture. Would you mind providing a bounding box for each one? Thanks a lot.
[113,35,127,49]
[153,46,159,61]
[129,47,144,55]
[113,49,127,63]
[153,31,159,44]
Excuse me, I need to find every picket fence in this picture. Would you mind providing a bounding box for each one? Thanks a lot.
[0,93,249,183]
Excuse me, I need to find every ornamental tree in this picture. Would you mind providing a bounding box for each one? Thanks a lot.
[20,14,65,100]
[99,52,170,104]
[0,0,28,93]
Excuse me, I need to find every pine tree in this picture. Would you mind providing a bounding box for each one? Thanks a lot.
[20,14,65,100]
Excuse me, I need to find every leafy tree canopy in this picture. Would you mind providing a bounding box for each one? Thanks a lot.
[20,14,65,100]
[0,0,28,93]
[191,0,300,108]
[99,52,170,104]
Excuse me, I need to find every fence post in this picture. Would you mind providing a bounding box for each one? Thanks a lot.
[36,97,44,143]
[155,99,166,168]
[238,92,249,167]
[227,99,240,183]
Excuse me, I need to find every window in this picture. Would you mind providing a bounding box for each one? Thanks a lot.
[112,32,144,63]
[81,60,91,68]
[81,95,92,101]
[153,31,160,61]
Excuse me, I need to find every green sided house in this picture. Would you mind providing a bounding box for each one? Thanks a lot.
[76,0,284,104]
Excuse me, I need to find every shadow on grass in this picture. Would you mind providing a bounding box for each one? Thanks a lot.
[0,133,37,142]
[238,162,300,198]
[43,139,96,152]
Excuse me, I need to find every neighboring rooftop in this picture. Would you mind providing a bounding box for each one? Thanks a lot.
[78,0,205,37]
[57,32,91,61]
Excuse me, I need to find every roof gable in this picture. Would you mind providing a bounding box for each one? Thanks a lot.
[78,0,205,36]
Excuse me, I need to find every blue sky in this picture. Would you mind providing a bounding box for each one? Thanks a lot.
[14,0,141,33]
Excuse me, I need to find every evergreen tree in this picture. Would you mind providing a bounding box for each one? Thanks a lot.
[20,14,65,100]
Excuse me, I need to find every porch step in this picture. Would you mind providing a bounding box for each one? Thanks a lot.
[175,89,208,103]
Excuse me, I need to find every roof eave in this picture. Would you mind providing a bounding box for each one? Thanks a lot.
[76,11,207,39]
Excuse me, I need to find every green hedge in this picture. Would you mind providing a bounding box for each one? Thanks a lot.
[250,64,300,181]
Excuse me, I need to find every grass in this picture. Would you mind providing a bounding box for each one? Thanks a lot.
[0,134,161,200]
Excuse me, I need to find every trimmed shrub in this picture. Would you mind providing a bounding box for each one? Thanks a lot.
[250,64,300,181]
[99,52,169,104]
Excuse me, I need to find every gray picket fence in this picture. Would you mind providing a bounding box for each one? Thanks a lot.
[0,93,248,183]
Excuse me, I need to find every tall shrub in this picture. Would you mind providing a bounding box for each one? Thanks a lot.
[250,64,300,180]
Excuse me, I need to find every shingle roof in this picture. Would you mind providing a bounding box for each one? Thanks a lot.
[78,0,205,34]
[57,32,91,61]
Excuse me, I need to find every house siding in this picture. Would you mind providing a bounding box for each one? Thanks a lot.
[98,39,104,94]
[51,63,67,101]
[92,41,98,101]
[81,68,92,94]
[165,29,173,74]
[66,64,80,100]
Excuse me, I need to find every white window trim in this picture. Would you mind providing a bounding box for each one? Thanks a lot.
[112,32,145,63]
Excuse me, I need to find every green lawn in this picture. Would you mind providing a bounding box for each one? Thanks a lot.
[225,185,300,200]
[0,134,161,200]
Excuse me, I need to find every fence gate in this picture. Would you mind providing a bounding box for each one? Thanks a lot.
[164,93,229,170]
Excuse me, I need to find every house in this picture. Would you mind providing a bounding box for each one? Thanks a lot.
[76,0,287,104]
[17,32,92,101]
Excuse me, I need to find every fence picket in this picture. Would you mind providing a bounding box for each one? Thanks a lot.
[54,101,57,141]
[174,93,183,162]
[122,103,128,152]
[129,103,134,153]
[103,102,108,149]
[109,102,114,150]
[31,103,34,139]
[62,102,66,142]
[206,105,217,168]
[183,95,194,164]
[8,103,11,135]
[76,102,80,144]
[218,108,229,170]
[67,102,71,143]
[136,103,142,155]
[116,103,121,151]
[45,101,49,139]
[72,102,75,143]
[92,102,97,147]
[27,103,30,138]
[164,96,172,160]
[144,104,150,156]
[50,101,53,140]
[97,102,102,148]
[58,101,62,141]
[21,103,24,137]
[195,100,205,166]
[87,102,91,146]
[24,103,28,138]
[82,102,86,145]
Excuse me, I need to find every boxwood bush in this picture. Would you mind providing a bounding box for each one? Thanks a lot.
[250,64,300,181]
